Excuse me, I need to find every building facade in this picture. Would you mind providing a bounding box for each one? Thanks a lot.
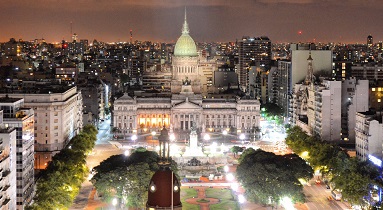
[0,86,83,169]
[238,36,272,92]
[0,97,35,209]
[113,93,260,141]
[355,112,383,161]
[0,110,17,210]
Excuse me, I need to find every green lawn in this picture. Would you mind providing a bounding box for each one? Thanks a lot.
[181,187,199,210]
[206,188,240,210]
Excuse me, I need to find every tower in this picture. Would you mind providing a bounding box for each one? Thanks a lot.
[146,128,182,210]
[305,51,314,85]
[367,34,373,48]
[238,36,271,92]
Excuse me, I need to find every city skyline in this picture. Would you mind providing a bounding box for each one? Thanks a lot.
[1,0,383,44]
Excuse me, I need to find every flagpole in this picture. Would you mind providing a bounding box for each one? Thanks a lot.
[171,170,174,210]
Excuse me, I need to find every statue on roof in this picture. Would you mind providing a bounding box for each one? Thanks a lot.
[182,77,191,86]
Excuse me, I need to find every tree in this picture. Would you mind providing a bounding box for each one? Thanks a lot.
[28,125,97,209]
[230,146,244,158]
[236,149,313,205]
[238,147,256,163]
[261,103,283,118]
[91,148,178,208]
[285,126,383,206]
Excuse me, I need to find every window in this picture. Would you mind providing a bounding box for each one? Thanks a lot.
[372,88,376,91]
[54,119,58,123]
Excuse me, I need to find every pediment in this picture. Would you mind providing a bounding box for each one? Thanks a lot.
[172,101,202,110]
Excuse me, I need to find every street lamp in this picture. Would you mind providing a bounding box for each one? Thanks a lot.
[222,130,228,145]
[124,150,130,156]
[112,197,118,207]
[204,134,210,141]
[169,133,175,142]
[151,131,156,148]
[239,133,245,144]
[131,135,137,146]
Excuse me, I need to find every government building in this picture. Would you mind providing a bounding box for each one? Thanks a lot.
[113,11,260,141]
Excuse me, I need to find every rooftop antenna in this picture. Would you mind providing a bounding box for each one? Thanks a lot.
[130,29,133,44]
[70,21,73,41]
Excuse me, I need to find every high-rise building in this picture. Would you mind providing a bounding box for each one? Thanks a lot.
[238,36,271,92]
[340,79,369,142]
[367,34,373,49]
[0,97,35,209]
[351,63,383,81]
[355,111,383,161]
[0,110,17,209]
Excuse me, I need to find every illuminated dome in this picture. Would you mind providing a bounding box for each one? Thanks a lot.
[174,11,197,57]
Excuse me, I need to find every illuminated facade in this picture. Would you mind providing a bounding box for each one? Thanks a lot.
[113,10,261,140]
[113,93,260,140]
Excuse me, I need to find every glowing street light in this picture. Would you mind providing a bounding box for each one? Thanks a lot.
[226,173,235,182]
[239,133,245,144]
[280,197,294,210]
[222,130,228,144]
[112,198,118,206]
[204,134,210,141]
[238,194,246,204]
[124,150,130,156]
[169,133,175,141]
[211,142,217,153]
[131,134,137,141]
[231,183,239,192]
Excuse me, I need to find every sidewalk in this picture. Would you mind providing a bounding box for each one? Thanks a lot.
[69,181,93,210]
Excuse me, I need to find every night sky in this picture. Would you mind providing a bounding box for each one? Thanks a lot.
[1,0,382,44]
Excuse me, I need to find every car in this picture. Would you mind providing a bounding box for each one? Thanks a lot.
[326,185,330,189]
[327,196,334,201]
[315,179,321,184]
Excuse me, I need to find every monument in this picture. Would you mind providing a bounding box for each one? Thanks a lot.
[183,126,204,157]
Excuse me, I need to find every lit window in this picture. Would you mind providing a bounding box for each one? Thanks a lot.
[372,88,376,91]
[379,88,382,92]
[378,99,381,103]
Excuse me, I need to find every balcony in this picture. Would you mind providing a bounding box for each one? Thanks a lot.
[2,170,10,178]
[2,185,10,191]
[2,198,10,206]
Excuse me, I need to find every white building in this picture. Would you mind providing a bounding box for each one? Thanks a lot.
[292,53,342,141]
[0,110,17,210]
[113,93,260,141]
[0,97,35,209]
[0,86,83,169]
[341,79,369,142]
[355,112,383,161]
[271,49,332,119]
